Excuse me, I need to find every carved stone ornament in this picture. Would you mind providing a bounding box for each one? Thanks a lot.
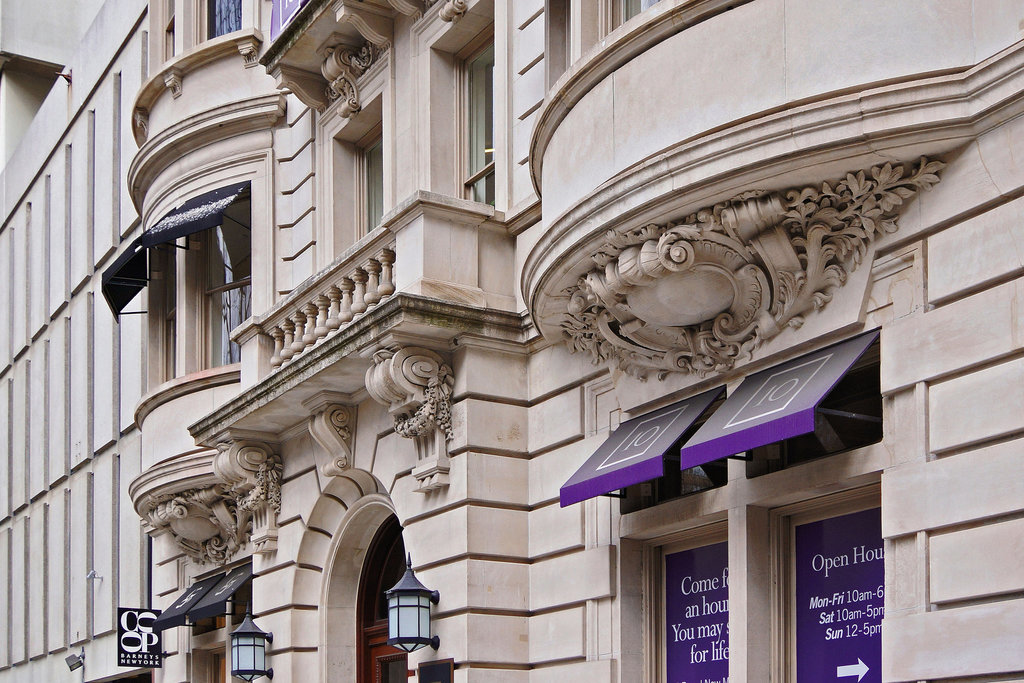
[237,36,261,68]
[133,107,149,143]
[365,347,454,492]
[429,0,467,22]
[561,158,944,379]
[163,68,183,98]
[142,441,282,565]
[307,403,357,477]
[321,42,383,118]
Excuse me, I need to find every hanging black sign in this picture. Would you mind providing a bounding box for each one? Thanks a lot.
[118,608,163,668]
[418,659,454,683]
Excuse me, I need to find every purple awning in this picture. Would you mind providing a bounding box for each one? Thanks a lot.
[678,330,879,469]
[270,0,311,40]
[560,387,723,507]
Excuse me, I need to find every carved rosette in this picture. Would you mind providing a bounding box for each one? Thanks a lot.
[322,43,383,118]
[365,347,454,492]
[561,158,944,379]
[142,441,282,565]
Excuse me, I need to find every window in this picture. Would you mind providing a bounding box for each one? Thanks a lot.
[207,0,242,39]
[203,216,251,367]
[146,184,252,382]
[164,0,176,59]
[363,135,384,232]
[622,0,662,22]
[464,43,495,205]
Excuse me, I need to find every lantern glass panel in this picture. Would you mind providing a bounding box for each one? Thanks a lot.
[399,604,418,636]
[419,601,429,637]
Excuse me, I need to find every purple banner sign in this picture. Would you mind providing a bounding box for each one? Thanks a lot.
[665,542,729,683]
[796,508,883,682]
[270,0,311,40]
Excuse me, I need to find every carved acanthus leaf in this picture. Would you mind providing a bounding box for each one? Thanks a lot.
[143,441,282,565]
[322,43,384,118]
[560,158,945,379]
[365,347,454,492]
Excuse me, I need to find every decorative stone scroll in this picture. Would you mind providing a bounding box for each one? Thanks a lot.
[561,158,944,379]
[305,396,357,477]
[142,441,282,565]
[428,0,467,22]
[365,347,454,492]
[322,42,384,117]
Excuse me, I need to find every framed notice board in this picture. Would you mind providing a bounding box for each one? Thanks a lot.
[418,659,454,683]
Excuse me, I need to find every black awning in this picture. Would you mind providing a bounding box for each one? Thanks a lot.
[187,564,252,621]
[100,237,147,316]
[152,573,223,632]
[139,181,250,248]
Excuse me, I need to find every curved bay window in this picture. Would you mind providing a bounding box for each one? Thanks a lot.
[358,516,408,683]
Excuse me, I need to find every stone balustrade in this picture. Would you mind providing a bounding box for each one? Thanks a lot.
[259,233,396,369]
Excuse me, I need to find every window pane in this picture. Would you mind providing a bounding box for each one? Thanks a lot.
[623,0,660,21]
[467,43,495,205]
[208,0,242,39]
[206,210,251,367]
[365,138,384,231]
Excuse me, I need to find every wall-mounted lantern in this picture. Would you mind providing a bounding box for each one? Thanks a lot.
[230,613,273,680]
[386,555,440,652]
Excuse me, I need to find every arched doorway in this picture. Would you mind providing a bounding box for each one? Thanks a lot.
[357,515,408,683]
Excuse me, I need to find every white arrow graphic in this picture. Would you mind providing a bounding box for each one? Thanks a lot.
[837,658,869,681]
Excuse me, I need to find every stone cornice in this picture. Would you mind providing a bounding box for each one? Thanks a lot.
[529,0,754,196]
[188,293,528,446]
[523,41,1024,320]
[135,365,241,429]
[127,93,285,211]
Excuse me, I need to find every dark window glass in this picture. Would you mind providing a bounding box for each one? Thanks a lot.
[205,198,251,366]
[208,0,242,39]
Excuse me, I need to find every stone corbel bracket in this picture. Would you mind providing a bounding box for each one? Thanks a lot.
[214,439,283,558]
[561,157,945,379]
[303,391,358,477]
[321,42,384,118]
[365,347,454,492]
[334,0,394,46]
[139,438,282,565]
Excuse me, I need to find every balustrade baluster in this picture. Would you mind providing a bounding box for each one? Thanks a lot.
[313,296,330,341]
[351,269,368,315]
[378,249,395,297]
[339,279,354,323]
[270,326,285,367]
[302,303,319,346]
[291,311,308,355]
[364,259,382,306]
[326,287,342,332]
[280,320,296,363]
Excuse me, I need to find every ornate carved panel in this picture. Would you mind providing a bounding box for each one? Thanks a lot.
[141,440,282,565]
[365,347,454,491]
[561,158,944,379]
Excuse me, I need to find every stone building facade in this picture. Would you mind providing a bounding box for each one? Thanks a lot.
[3,1,1024,682]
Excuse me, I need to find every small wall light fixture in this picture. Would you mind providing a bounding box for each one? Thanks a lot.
[230,613,273,680]
[385,554,440,652]
[65,649,85,671]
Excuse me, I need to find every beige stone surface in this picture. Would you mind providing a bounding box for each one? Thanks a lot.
[882,277,1024,392]
[530,546,615,611]
[928,197,1024,303]
[930,516,1024,604]
[929,354,1024,453]
[883,437,1024,536]
[883,598,1024,680]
